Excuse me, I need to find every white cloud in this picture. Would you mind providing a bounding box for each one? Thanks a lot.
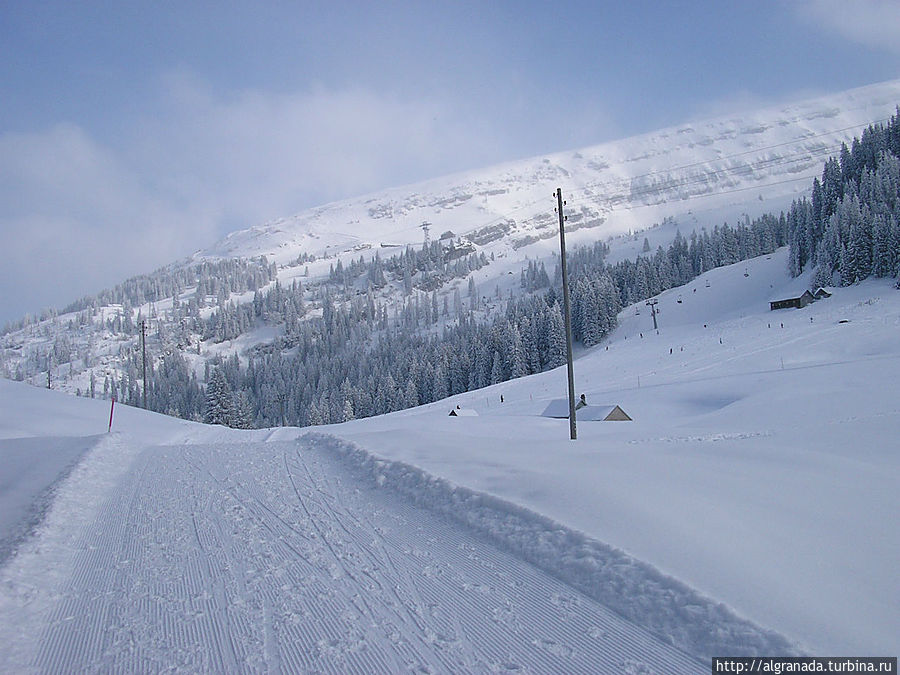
[135,74,510,228]
[802,0,900,54]
[0,76,516,323]
[685,85,842,125]
[0,123,221,322]
[686,90,777,123]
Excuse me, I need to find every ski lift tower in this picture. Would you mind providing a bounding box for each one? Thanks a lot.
[646,298,659,331]
[421,221,431,248]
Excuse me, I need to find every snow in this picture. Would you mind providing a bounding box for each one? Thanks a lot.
[304,432,793,660]
[323,250,900,657]
[4,74,900,667]
[0,393,704,672]
[0,436,91,564]
[1,247,898,669]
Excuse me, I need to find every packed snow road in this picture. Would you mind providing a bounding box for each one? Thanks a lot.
[4,434,703,673]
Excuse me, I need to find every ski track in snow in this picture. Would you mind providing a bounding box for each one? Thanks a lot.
[18,437,704,674]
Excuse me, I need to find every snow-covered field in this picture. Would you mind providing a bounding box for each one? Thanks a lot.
[328,249,900,657]
[1,248,898,670]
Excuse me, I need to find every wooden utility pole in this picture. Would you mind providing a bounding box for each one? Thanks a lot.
[141,320,148,409]
[556,188,577,440]
[47,352,51,389]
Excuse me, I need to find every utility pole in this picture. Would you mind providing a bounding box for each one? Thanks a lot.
[47,352,52,389]
[646,298,659,331]
[141,319,148,409]
[555,188,577,440]
[108,398,116,433]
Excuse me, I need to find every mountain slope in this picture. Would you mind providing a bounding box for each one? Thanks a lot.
[2,78,899,419]
[202,79,900,265]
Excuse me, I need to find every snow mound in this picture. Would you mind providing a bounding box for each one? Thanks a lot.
[306,431,798,659]
[0,432,143,671]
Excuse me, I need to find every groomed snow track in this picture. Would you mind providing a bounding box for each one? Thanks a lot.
[0,433,722,673]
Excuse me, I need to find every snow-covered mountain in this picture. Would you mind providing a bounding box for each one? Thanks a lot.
[2,77,899,671]
[2,78,899,409]
[201,78,900,265]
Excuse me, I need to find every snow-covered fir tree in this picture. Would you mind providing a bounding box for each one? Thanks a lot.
[204,368,233,426]
[788,110,900,286]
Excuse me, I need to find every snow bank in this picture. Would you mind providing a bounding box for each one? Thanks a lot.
[0,435,96,564]
[305,431,798,660]
[0,432,144,671]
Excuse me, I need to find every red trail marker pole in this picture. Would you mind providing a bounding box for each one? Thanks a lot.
[108,398,116,433]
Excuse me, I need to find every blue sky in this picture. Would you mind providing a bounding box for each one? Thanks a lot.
[2,0,900,326]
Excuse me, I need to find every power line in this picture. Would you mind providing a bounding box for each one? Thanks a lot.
[141,319,148,409]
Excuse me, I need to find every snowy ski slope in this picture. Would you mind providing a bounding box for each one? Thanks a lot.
[4,433,706,672]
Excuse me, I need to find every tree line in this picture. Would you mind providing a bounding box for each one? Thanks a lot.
[195,208,792,428]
